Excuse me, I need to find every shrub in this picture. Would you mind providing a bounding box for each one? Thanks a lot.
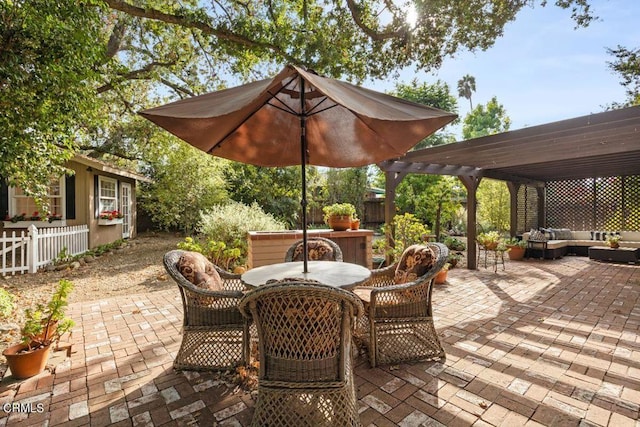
[382,213,430,261]
[177,237,241,270]
[443,236,466,251]
[197,201,285,265]
[0,288,15,320]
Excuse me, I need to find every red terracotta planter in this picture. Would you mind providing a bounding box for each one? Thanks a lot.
[3,343,51,379]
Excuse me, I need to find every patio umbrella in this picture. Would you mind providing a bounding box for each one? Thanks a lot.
[140,65,456,272]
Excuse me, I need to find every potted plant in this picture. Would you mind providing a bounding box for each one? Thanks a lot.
[350,214,360,230]
[434,263,451,284]
[477,231,502,250]
[505,237,527,261]
[606,235,621,249]
[323,203,356,231]
[447,252,462,269]
[3,279,75,379]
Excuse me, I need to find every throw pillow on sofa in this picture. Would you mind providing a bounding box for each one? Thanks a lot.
[529,229,547,242]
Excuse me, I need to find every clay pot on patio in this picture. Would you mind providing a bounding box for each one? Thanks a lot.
[3,343,51,379]
[434,268,448,284]
[506,245,526,261]
[350,219,360,230]
[328,215,352,231]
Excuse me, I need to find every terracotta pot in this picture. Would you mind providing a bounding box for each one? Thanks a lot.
[3,343,51,379]
[507,246,526,261]
[328,215,352,231]
[434,269,448,284]
[350,219,360,230]
[609,243,619,249]
[484,242,498,250]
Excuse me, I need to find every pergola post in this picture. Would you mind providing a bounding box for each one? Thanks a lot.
[507,182,520,237]
[459,175,481,269]
[384,170,407,265]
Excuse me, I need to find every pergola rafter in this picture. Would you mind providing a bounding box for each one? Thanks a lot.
[379,105,640,269]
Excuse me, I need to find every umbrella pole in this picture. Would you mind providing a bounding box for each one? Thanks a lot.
[300,77,309,273]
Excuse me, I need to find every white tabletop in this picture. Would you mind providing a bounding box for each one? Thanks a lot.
[241,261,371,290]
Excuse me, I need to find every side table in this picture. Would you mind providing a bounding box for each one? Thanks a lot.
[526,240,547,259]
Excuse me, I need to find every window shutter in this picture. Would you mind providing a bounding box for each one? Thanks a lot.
[65,175,76,219]
[0,179,8,218]
[94,175,100,218]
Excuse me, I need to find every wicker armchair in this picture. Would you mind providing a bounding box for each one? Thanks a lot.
[284,237,343,262]
[353,243,448,367]
[163,250,250,371]
[239,281,363,427]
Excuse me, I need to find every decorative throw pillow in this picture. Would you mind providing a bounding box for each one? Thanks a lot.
[291,240,335,261]
[540,228,556,240]
[590,231,609,241]
[529,229,547,242]
[554,228,573,240]
[394,244,436,284]
[177,251,223,291]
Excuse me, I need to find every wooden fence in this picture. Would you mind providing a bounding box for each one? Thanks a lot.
[0,224,89,276]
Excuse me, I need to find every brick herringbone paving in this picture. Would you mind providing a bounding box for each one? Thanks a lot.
[1,256,639,426]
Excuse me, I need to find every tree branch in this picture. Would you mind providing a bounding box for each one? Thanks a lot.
[103,0,298,63]
[345,0,407,41]
[97,60,176,93]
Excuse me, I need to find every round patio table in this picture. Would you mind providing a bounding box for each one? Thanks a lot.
[241,261,371,290]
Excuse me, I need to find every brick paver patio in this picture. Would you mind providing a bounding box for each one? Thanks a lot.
[1,256,639,426]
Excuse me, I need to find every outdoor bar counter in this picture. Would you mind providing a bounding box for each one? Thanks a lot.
[247,229,374,269]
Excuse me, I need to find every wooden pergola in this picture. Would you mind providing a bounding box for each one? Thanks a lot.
[378,105,640,269]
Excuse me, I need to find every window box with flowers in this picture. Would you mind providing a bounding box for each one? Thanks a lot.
[3,212,66,228]
[98,210,124,226]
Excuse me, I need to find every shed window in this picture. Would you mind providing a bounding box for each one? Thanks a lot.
[98,176,118,214]
[8,178,64,219]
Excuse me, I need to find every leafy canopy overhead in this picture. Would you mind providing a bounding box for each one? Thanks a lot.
[1,0,595,205]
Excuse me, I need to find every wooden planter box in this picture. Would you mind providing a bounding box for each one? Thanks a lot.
[247,229,374,268]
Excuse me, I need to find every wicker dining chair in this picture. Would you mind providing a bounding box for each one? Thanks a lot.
[163,250,250,371]
[284,237,343,262]
[239,281,363,427]
[353,243,448,367]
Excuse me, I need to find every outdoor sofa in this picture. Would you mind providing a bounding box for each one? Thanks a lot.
[522,229,640,259]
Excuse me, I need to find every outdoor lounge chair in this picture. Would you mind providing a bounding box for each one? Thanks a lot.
[353,242,448,367]
[239,280,363,427]
[163,250,250,371]
[284,237,343,262]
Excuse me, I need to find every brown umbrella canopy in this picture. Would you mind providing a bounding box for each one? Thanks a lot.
[140,65,457,168]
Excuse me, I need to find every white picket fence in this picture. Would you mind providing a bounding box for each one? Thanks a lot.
[0,224,89,276]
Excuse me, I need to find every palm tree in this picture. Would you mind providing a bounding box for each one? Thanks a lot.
[457,74,476,110]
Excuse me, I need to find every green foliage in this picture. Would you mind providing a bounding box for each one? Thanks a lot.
[443,236,466,252]
[324,168,368,219]
[462,97,511,139]
[505,237,527,248]
[322,203,357,224]
[224,163,305,228]
[389,80,458,149]
[607,46,640,107]
[139,143,228,233]
[477,179,511,233]
[0,288,16,320]
[197,201,285,265]
[178,237,242,270]
[53,246,72,266]
[21,279,75,349]
[0,0,104,205]
[477,231,503,247]
[383,213,430,261]
[457,74,477,109]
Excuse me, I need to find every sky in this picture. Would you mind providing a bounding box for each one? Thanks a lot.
[371,0,640,139]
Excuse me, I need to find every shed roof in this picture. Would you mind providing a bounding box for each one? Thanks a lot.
[379,105,640,184]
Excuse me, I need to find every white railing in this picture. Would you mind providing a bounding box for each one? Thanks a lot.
[0,224,89,276]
